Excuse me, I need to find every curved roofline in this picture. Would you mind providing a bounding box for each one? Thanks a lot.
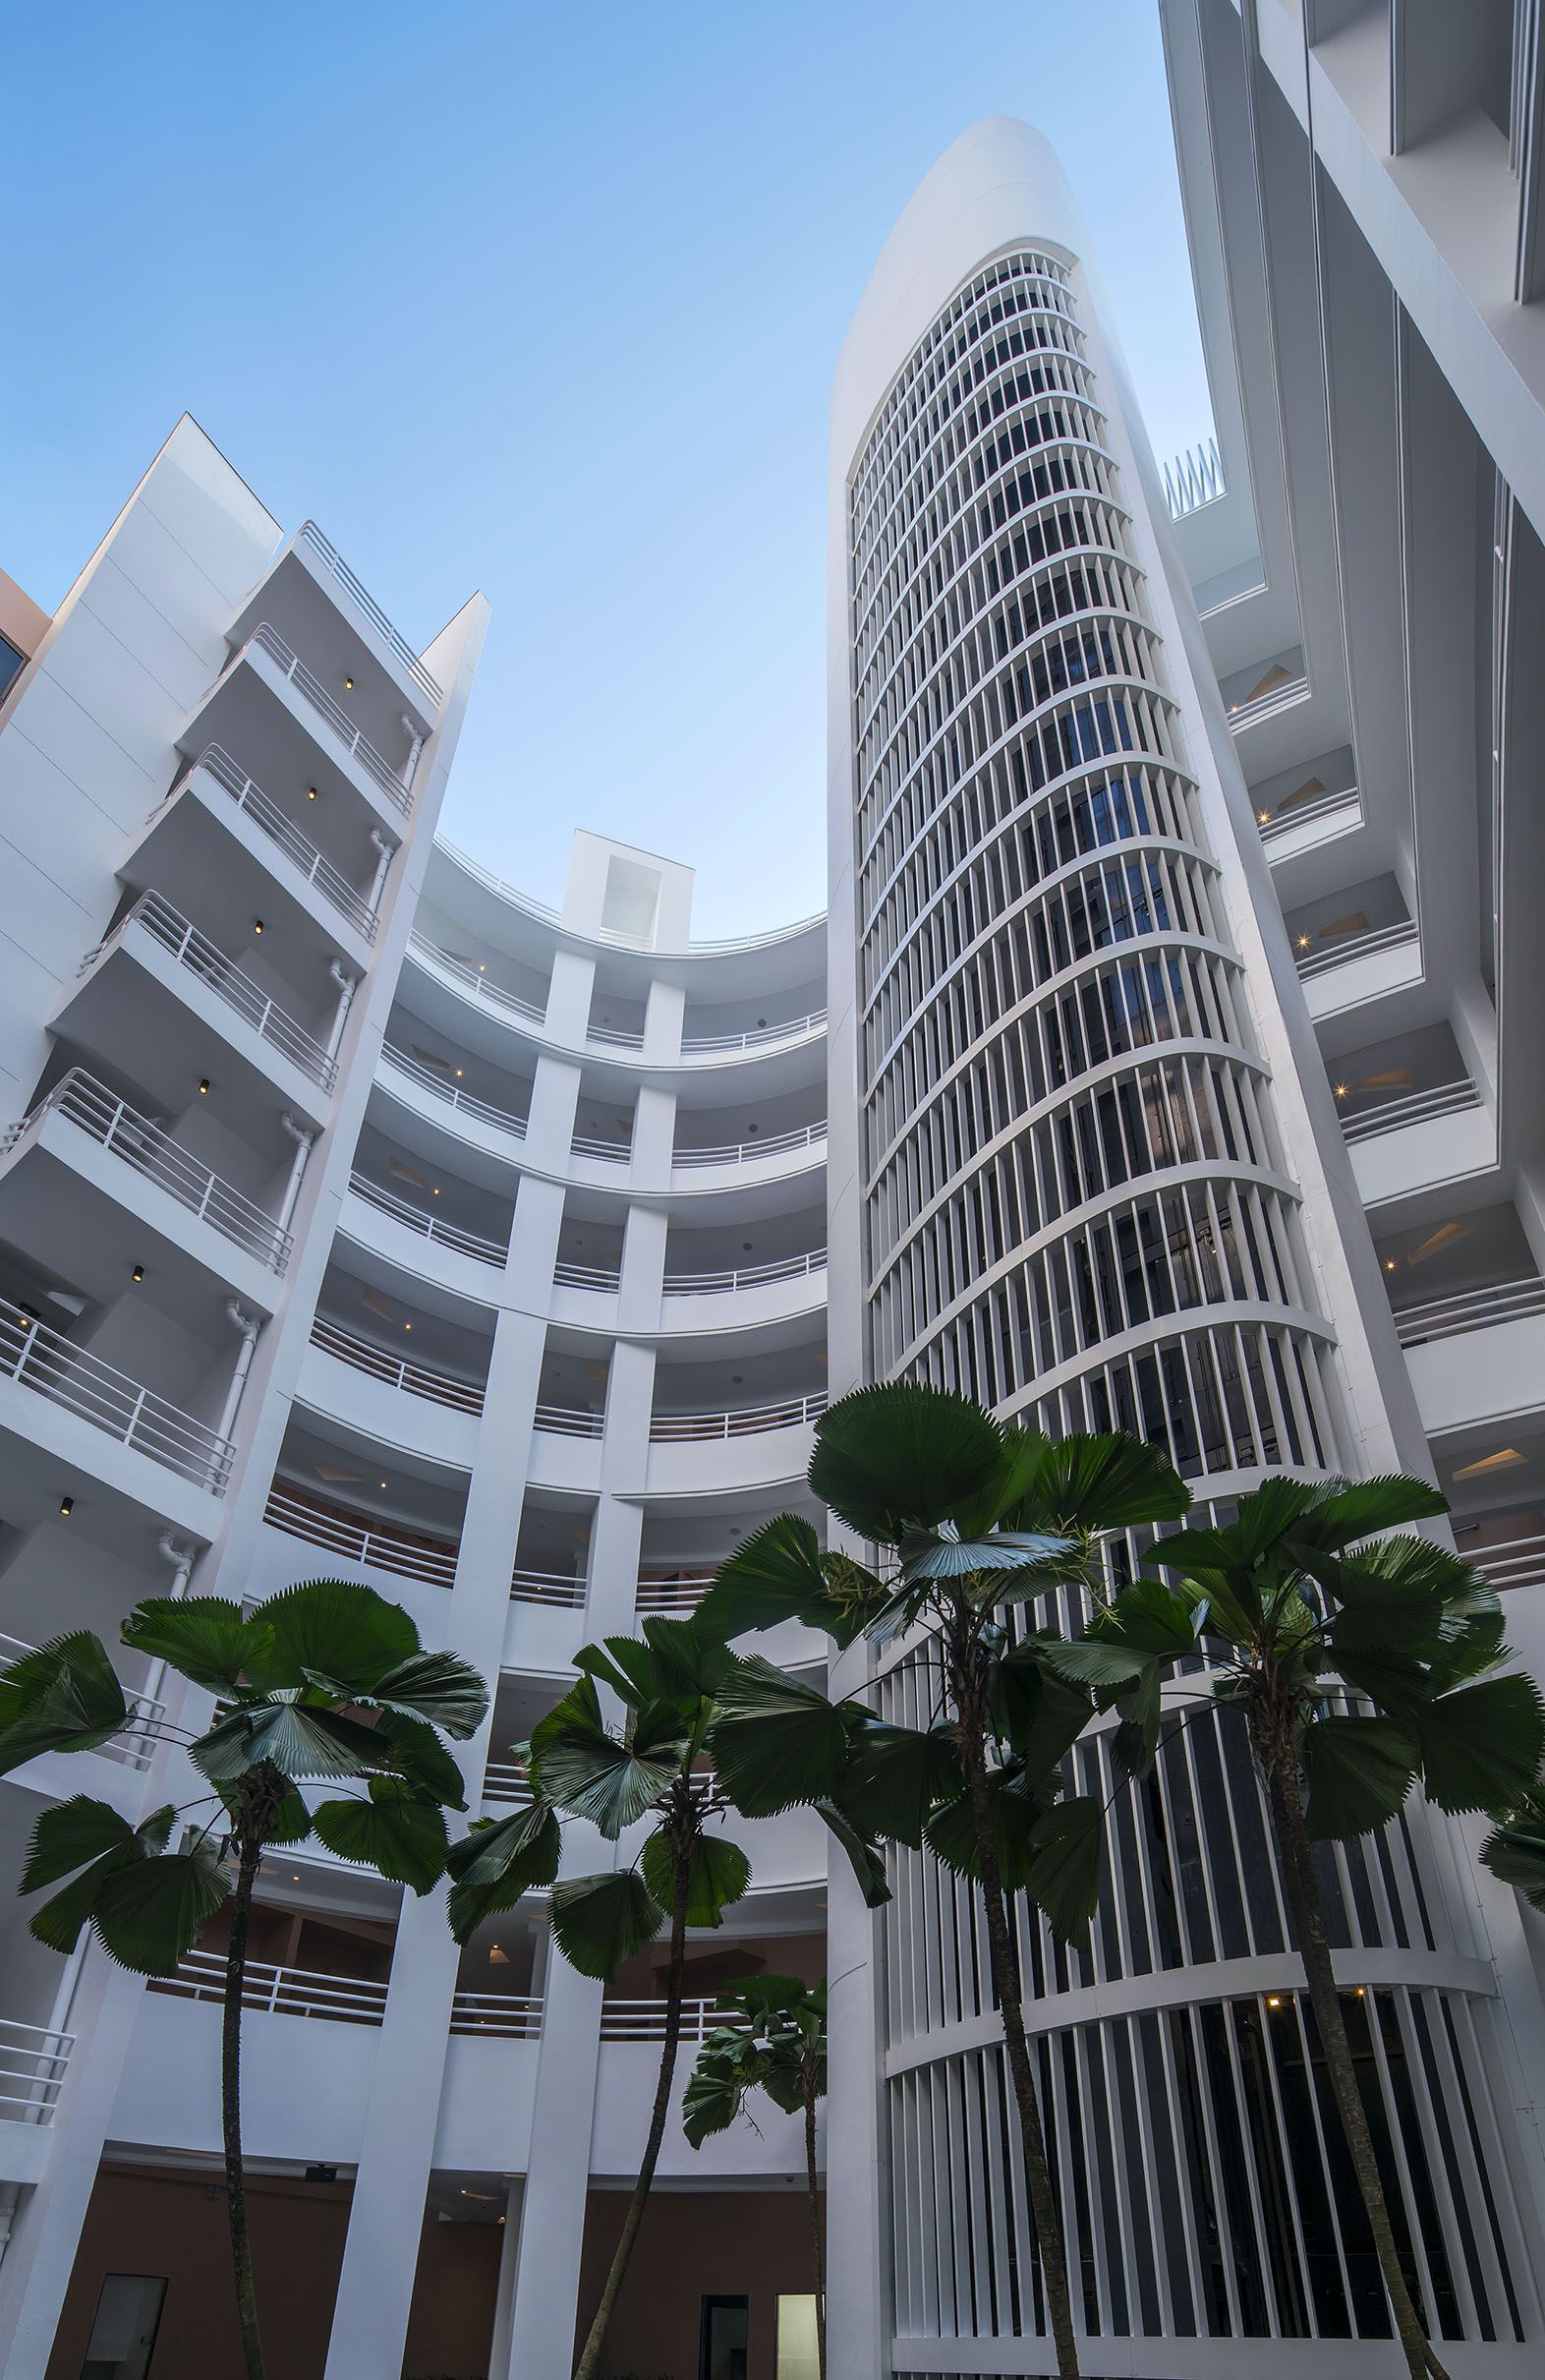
[432,836,826,958]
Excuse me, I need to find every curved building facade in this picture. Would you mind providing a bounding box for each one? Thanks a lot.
[825,120,1545,2379]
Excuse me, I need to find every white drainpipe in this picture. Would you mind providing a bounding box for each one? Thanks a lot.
[139,1534,196,1715]
[368,827,396,916]
[217,1304,260,1444]
[326,960,358,1063]
[400,715,425,795]
[277,1113,315,1237]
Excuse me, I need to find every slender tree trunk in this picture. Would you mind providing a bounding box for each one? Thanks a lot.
[222,1834,266,2380]
[1254,1701,1451,2380]
[804,2074,826,2380]
[953,1633,1081,2380]
[573,1835,693,2380]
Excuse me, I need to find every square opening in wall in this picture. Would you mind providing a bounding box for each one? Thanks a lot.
[601,855,661,945]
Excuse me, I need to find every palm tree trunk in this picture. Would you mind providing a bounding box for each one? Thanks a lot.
[573,1844,692,2380]
[222,1835,266,2380]
[1255,1707,1451,2380]
[953,1638,1081,2380]
[804,2075,826,2380]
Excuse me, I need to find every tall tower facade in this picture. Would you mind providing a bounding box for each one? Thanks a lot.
[826,118,1545,2376]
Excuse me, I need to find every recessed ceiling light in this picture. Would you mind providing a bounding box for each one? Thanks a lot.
[131,1264,144,1284]
[1454,1447,1524,1480]
[344,676,355,691]
[58,1496,74,1518]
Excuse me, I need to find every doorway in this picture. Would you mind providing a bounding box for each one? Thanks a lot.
[81,2273,167,2379]
[699,2292,749,2380]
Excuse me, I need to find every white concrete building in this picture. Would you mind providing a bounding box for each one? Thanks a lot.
[0,421,830,2379]
[824,97,1545,2380]
[6,18,1545,2372]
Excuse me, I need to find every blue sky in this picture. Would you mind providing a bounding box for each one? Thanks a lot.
[4,1,1211,935]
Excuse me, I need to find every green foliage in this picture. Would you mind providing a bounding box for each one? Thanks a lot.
[22,1798,226,1973]
[682,1975,827,2150]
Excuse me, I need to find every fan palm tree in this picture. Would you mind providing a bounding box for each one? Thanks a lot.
[1481,1782,1545,1912]
[699,1383,1189,2380]
[0,1579,488,2380]
[683,1975,829,2378]
[444,1614,855,2380]
[1060,1473,1545,2380]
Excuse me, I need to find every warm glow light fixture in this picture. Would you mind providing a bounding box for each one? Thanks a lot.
[199,1077,210,1095]
[131,1264,143,1284]
[59,1497,73,1518]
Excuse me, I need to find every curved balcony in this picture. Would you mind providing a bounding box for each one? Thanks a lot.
[1394,1277,1545,1350]
[377,1042,529,1150]
[509,1564,588,1610]
[75,891,337,1095]
[645,1392,826,1495]
[1341,1079,1481,1146]
[308,1314,485,1414]
[650,1391,827,1442]
[670,1119,827,1189]
[1466,1535,1545,1594]
[0,1070,291,1299]
[635,1570,715,1613]
[153,1950,389,2026]
[297,1317,482,1472]
[344,1171,507,1278]
[447,1992,543,2039]
[262,1480,457,1589]
[677,1007,828,1063]
[0,2017,73,2179]
[0,1297,233,1494]
[409,932,547,1028]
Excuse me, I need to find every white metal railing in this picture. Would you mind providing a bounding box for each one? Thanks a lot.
[1393,1276,1545,1349]
[82,891,337,1090]
[347,1171,507,1267]
[680,1008,828,1056]
[1293,918,1418,982]
[1162,436,1225,520]
[650,1391,828,1443]
[0,1297,234,1490]
[299,522,442,709]
[0,2017,73,2122]
[553,1259,621,1294]
[0,1629,166,1770]
[587,1020,646,1051]
[672,1121,827,1170]
[1259,785,1360,843]
[600,1996,751,2044]
[662,1248,826,1297]
[310,1315,486,1414]
[570,1132,632,1167]
[3,1069,292,1273]
[636,1573,715,1612]
[449,1992,543,2039]
[1340,1080,1481,1146]
[183,746,378,937]
[249,624,414,814]
[533,1403,605,1438]
[263,1480,458,1587]
[1462,1535,1545,1594]
[378,1044,528,1141]
[482,1761,535,1807]
[510,1565,588,1607]
[410,935,546,1026]
[153,1948,389,2025]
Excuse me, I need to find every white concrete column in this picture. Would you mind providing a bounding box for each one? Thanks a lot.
[823,1631,888,2380]
[544,949,596,1047]
[617,1204,667,1336]
[641,975,684,1066]
[628,1081,677,1195]
[0,1956,145,2379]
[524,1053,582,1179]
[493,1959,606,2379]
[322,1263,557,2380]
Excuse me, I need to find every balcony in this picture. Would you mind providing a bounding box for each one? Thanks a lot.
[663,1248,826,1297]
[0,2016,73,2178]
[297,521,442,713]
[133,746,381,947]
[346,1170,507,1271]
[408,933,547,1029]
[447,1992,543,2039]
[236,624,414,814]
[509,1564,588,1609]
[649,1391,827,1442]
[377,1042,529,1147]
[600,1995,753,2045]
[0,1297,234,1494]
[636,1570,715,1613]
[262,1480,458,1589]
[59,893,337,1125]
[670,1119,827,1180]
[1394,1278,1545,1350]
[0,1071,291,1293]
[1466,1535,1545,1595]
[308,1314,485,1415]
[1342,1079,1481,1147]
[153,1949,389,2027]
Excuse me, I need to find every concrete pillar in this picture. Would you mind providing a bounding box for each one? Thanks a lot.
[493,1959,606,2379]
[322,1229,558,2380]
[544,950,595,1047]
[822,1630,888,2380]
[629,1081,677,1195]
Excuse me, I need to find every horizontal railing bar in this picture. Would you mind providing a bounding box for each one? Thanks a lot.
[263,1481,459,1586]
[1393,1276,1545,1347]
[600,1995,751,2042]
[533,1402,605,1438]
[448,1992,543,2037]
[1340,1081,1480,1144]
[680,1009,828,1054]
[3,1067,292,1272]
[1259,786,1360,842]
[552,1260,622,1293]
[81,891,338,1089]
[0,1297,234,1490]
[299,522,442,707]
[347,1171,507,1266]
[662,1248,826,1295]
[180,746,379,938]
[649,1391,828,1442]
[409,935,547,1025]
[509,1565,588,1606]
[1294,918,1418,981]
[672,1121,827,1168]
[309,1315,486,1413]
[378,1044,528,1139]
[249,624,413,814]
